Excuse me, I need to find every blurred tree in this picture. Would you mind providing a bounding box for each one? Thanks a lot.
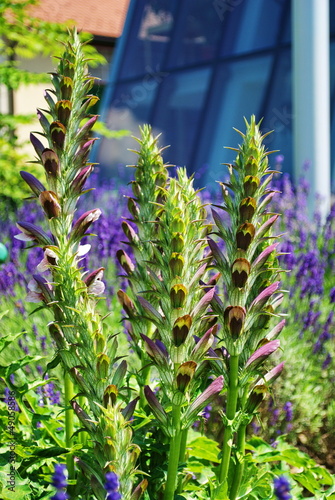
[0,0,106,211]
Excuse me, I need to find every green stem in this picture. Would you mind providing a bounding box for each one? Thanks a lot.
[139,364,151,410]
[164,404,182,500]
[78,395,87,446]
[64,371,75,479]
[229,423,246,500]
[177,428,189,493]
[219,354,239,485]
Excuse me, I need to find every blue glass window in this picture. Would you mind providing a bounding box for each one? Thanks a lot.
[197,55,273,185]
[261,49,292,175]
[119,0,178,79]
[96,80,158,170]
[220,0,286,56]
[166,0,224,69]
[150,68,211,167]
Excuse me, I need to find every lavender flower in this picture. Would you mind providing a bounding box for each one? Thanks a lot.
[273,475,292,500]
[283,402,293,422]
[104,472,122,500]
[50,464,68,500]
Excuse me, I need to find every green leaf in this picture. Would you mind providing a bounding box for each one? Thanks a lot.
[0,332,24,354]
[187,436,220,463]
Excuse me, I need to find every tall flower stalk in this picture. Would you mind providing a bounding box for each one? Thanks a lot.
[118,128,224,500]
[16,30,142,500]
[209,116,285,499]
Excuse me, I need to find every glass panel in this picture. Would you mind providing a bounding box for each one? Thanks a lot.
[166,0,223,68]
[331,0,335,37]
[96,80,158,172]
[151,68,211,167]
[120,0,178,79]
[221,0,285,56]
[261,49,293,176]
[197,56,273,186]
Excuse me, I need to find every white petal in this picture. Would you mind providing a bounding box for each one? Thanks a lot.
[28,279,39,292]
[77,244,91,257]
[14,233,34,242]
[26,291,43,303]
[45,248,58,259]
[36,258,49,273]
[88,281,105,295]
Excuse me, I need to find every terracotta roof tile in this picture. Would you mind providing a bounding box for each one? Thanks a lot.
[31,0,130,38]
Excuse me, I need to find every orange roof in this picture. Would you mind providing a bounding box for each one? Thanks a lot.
[31,0,130,38]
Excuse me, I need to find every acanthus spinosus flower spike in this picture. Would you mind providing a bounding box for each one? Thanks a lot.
[209,116,287,498]
[16,29,142,499]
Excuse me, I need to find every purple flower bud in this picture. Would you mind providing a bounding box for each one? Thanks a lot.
[138,296,163,324]
[184,376,224,425]
[191,325,216,359]
[251,282,280,309]
[117,290,136,318]
[140,334,168,365]
[30,133,45,158]
[144,385,169,429]
[74,139,97,164]
[70,208,101,241]
[20,171,46,196]
[37,109,50,134]
[15,222,53,246]
[84,267,105,295]
[77,115,98,141]
[122,397,140,421]
[191,288,215,319]
[39,191,61,219]
[252,243,279,267]
[246,340,280,369]
[70,165,93,194]
[116,249,135,274]
[41,148,60,178]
